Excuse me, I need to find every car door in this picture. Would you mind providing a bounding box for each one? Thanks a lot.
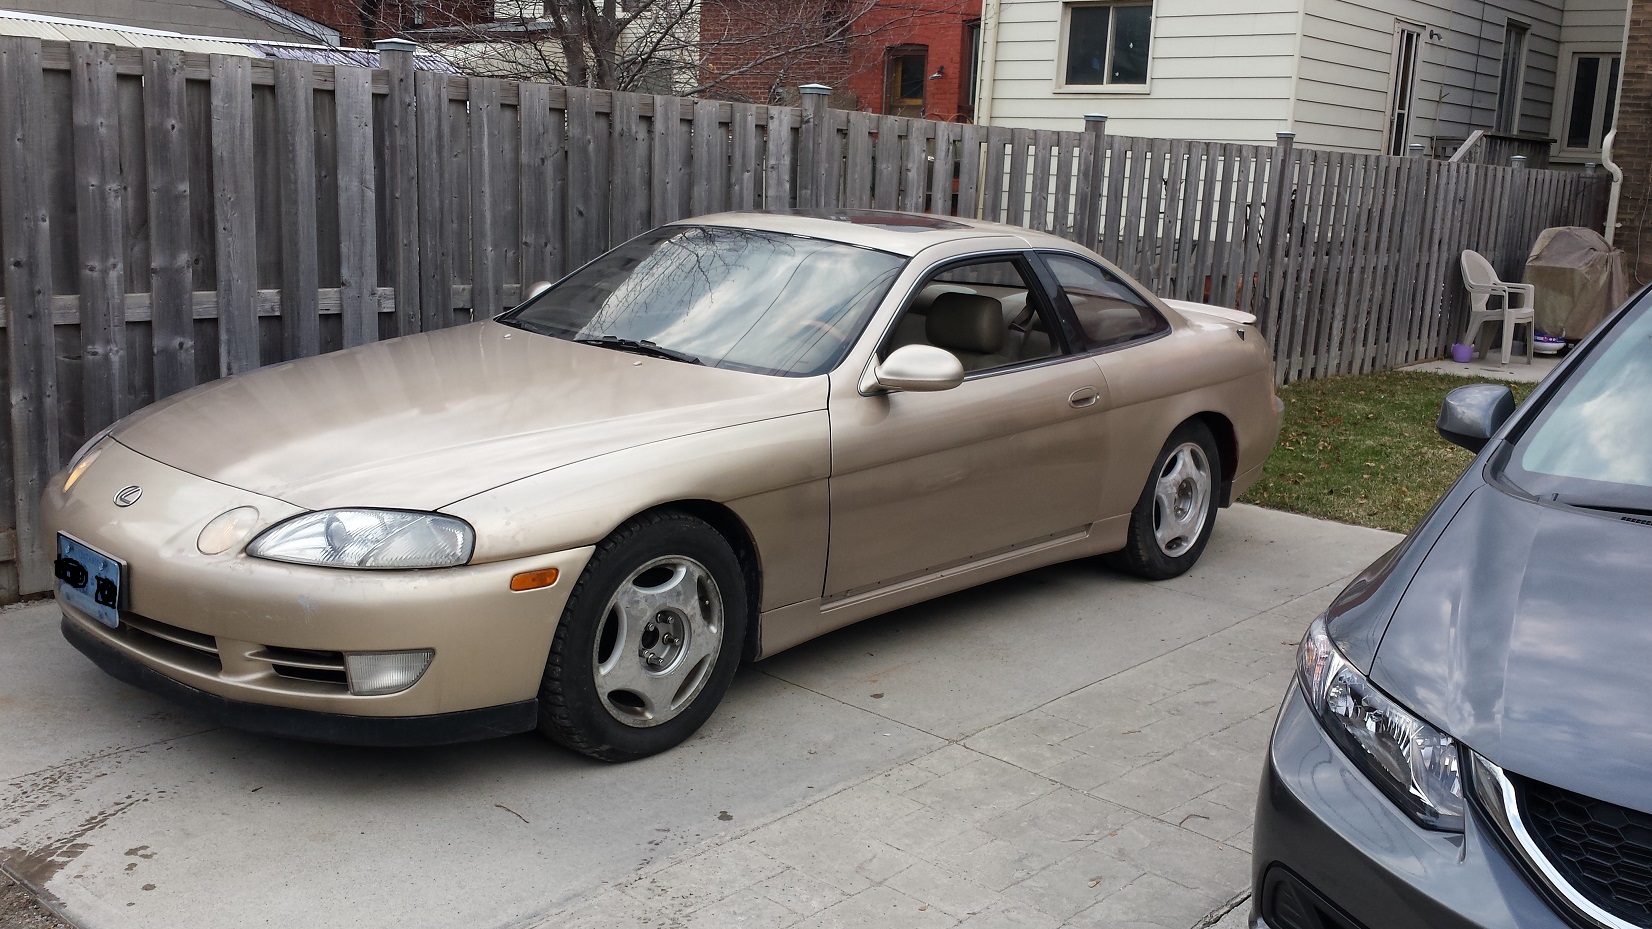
[823,251,1112,600]
[1032,250,1182,522]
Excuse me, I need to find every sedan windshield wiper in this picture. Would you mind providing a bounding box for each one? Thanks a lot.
[1549,494,1652,518]
[574,336,704,365]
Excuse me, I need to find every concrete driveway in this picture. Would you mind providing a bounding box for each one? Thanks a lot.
[0,505,1398,929]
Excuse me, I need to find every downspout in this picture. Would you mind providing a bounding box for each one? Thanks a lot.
[1602,129,1623,244]
[1603,4,1630,246]
[975,0,1002,124]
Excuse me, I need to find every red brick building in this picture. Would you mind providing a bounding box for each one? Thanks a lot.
[1617,0,1652,281]
[278,0,493,47]
[700,0,982,122]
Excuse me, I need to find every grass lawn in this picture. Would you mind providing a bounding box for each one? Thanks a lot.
[1240,370,1536,534]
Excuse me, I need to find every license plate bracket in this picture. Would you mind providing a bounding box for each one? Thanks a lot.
[56,533,125,629]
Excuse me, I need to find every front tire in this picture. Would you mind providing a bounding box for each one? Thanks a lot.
[537,511,748,761]
[1108,421,1221,580]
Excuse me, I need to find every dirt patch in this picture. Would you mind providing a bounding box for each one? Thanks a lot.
[0,871,70,929]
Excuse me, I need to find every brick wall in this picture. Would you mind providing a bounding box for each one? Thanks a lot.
[701,0,980,120]
[279,0,494,46]
[1618,0,1652,283]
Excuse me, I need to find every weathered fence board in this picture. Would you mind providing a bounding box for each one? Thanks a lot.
[0,36,1613,597]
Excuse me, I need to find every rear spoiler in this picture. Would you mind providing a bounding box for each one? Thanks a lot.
[1162,298,1257,326]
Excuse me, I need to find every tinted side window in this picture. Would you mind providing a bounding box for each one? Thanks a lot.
[881,257,1062,373]
[1045,254,1168,349]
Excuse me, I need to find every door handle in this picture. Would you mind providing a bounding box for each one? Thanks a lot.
[1068,386,1100,409]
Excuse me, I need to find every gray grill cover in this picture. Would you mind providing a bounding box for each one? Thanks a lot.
[1524,226,1628,339]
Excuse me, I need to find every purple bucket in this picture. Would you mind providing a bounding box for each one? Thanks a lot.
[1451,343,1474,363]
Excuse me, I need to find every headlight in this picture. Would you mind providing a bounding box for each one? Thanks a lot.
[1298,615,1465,831]
[63,426,116,492]
[247,509,474,569]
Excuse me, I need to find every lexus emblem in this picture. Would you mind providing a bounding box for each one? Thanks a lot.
[113,485,142,507]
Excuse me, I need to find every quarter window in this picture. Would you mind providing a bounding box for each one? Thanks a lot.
[1044,254,1167,349]
[1063,2,1152,87]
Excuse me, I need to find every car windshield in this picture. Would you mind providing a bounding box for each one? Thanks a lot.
[1503,297,1652,508]
[499,225,905,377]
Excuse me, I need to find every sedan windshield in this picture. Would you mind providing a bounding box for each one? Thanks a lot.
[1503,297,1652,508]
[500,226,905,377]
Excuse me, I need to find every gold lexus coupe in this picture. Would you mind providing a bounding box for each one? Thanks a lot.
[46,210,1282,760]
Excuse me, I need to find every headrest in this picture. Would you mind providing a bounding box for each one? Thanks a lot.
[926,292,1005,354]
[912,283,977,314]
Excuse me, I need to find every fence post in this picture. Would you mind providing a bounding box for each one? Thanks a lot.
[1502,154,1531,280]
[1261,130,1295,379]
[797,84,830,209]
[1075,114,1107,250]
[378,38,421,335]
[0,36,58,595]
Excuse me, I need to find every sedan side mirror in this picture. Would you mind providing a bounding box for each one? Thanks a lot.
[1437,384,1516,453]
[861,344,965,394]
[524,280,554,302]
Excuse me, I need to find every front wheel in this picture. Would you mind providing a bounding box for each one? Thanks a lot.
[1108,421,1221,580]
[537,511,748,761]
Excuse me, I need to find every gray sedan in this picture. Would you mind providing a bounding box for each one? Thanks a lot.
[1252,284,1652,928]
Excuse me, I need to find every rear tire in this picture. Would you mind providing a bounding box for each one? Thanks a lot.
[1107,421,1221,580]
[537,511,748,762]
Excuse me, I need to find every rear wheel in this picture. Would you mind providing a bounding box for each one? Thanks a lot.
[1108,421,1221,580]
[537,511,748,761]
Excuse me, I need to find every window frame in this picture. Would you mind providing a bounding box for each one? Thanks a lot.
[885,45,929,110]
[868,250,1083,382]
[1494,18,1530,135]
[1556,45,1622,155]
[1384,20,1424,157]
[1054,1,1155,95]
[1030,250,1171,356]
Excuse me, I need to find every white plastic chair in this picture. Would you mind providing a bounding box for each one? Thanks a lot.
[1460,250,1535,365]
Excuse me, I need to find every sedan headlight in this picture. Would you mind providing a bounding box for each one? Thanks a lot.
[247,509,474,569]
[63,426,116,492]
[1298,615,1465,831]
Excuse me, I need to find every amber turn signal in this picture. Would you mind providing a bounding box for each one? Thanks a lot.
[509,568,559,591]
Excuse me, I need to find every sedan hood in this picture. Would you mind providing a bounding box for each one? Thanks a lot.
[1370,483,1652,812]
[114,321,825,511]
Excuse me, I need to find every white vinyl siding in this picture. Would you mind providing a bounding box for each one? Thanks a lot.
[1548,0,1627,162]
[980,0,1615,157]
[1287,0,1564,154]
[984,0,1302,140]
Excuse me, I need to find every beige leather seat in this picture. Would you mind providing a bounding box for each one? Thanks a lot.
[889,283,978,351]
[925,292,1011,371]
[997,291,1055,361]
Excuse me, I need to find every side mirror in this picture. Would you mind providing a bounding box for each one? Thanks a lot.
[524,280,553,302]
[860,344,965,394]
[1437,383,1515,453]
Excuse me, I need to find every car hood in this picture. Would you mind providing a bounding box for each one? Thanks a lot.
[113,321,826,511]
[1370,483,1652,812]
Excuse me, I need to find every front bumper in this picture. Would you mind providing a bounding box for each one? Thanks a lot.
[64,616,538,745]
[45,439,595,723]
[1251,686,1571,929]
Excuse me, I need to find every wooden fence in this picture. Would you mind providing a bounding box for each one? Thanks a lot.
[0,35,1607,599]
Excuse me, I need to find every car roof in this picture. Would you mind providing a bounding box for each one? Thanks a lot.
[680,209,1087,258]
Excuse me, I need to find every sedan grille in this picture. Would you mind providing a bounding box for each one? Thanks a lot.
[1517,774,1652,926]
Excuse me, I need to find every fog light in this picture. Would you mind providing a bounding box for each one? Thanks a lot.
[344,650,434,696]
[198,507,261,555]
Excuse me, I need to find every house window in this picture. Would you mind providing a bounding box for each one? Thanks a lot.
[964,19,981,113]
[1563,52,1620,151]
[1063,2,1152,86]
[1386,22,1422,156]
[1495,20,1529,134]
[886,46,928,117]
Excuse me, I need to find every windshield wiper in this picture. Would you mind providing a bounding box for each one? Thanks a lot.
[574,335,704,365]
[1549,494,1652,518]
